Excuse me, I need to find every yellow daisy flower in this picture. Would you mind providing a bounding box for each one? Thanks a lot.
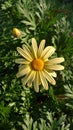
[15,38,64,92]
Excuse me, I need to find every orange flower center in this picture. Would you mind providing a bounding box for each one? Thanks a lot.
[31,58,44,71]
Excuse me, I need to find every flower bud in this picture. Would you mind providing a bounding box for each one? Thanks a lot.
[13,28,21,37]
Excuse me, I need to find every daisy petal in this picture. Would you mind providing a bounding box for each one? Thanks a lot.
[31,38,38,58]
[34,72,40,92]
[48,71,57,77]
[17,47,32,61]
[48,65,64,70]
[27,83,32,87]
[41,46,55,60]
[38,39,45,57]
[22,71,35,85]
[47,57,65,65]
[43,70,56,85]
[19,65,26,71]
[16,66,31,78]
[15,58,30,64]
[39,71,48,90]
[22,44,33,59]
[27,71,36,87]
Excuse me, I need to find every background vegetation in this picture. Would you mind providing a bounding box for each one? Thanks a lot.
[0,0,73,129]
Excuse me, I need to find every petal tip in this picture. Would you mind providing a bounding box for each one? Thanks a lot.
[17,47,21,52]
[62,66,64,70]
[63,57,65,62]
[32,37,36,42]
[60,57,65,62]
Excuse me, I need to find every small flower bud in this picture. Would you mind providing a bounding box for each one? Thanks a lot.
[13,28,21,37]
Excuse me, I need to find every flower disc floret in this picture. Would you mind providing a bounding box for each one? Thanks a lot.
[31,58,44,71]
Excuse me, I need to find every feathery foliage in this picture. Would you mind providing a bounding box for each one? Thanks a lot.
[0,0,73,129]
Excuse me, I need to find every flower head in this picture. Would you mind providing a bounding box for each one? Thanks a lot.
[13,28,21,37]
[15,38,64,92]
